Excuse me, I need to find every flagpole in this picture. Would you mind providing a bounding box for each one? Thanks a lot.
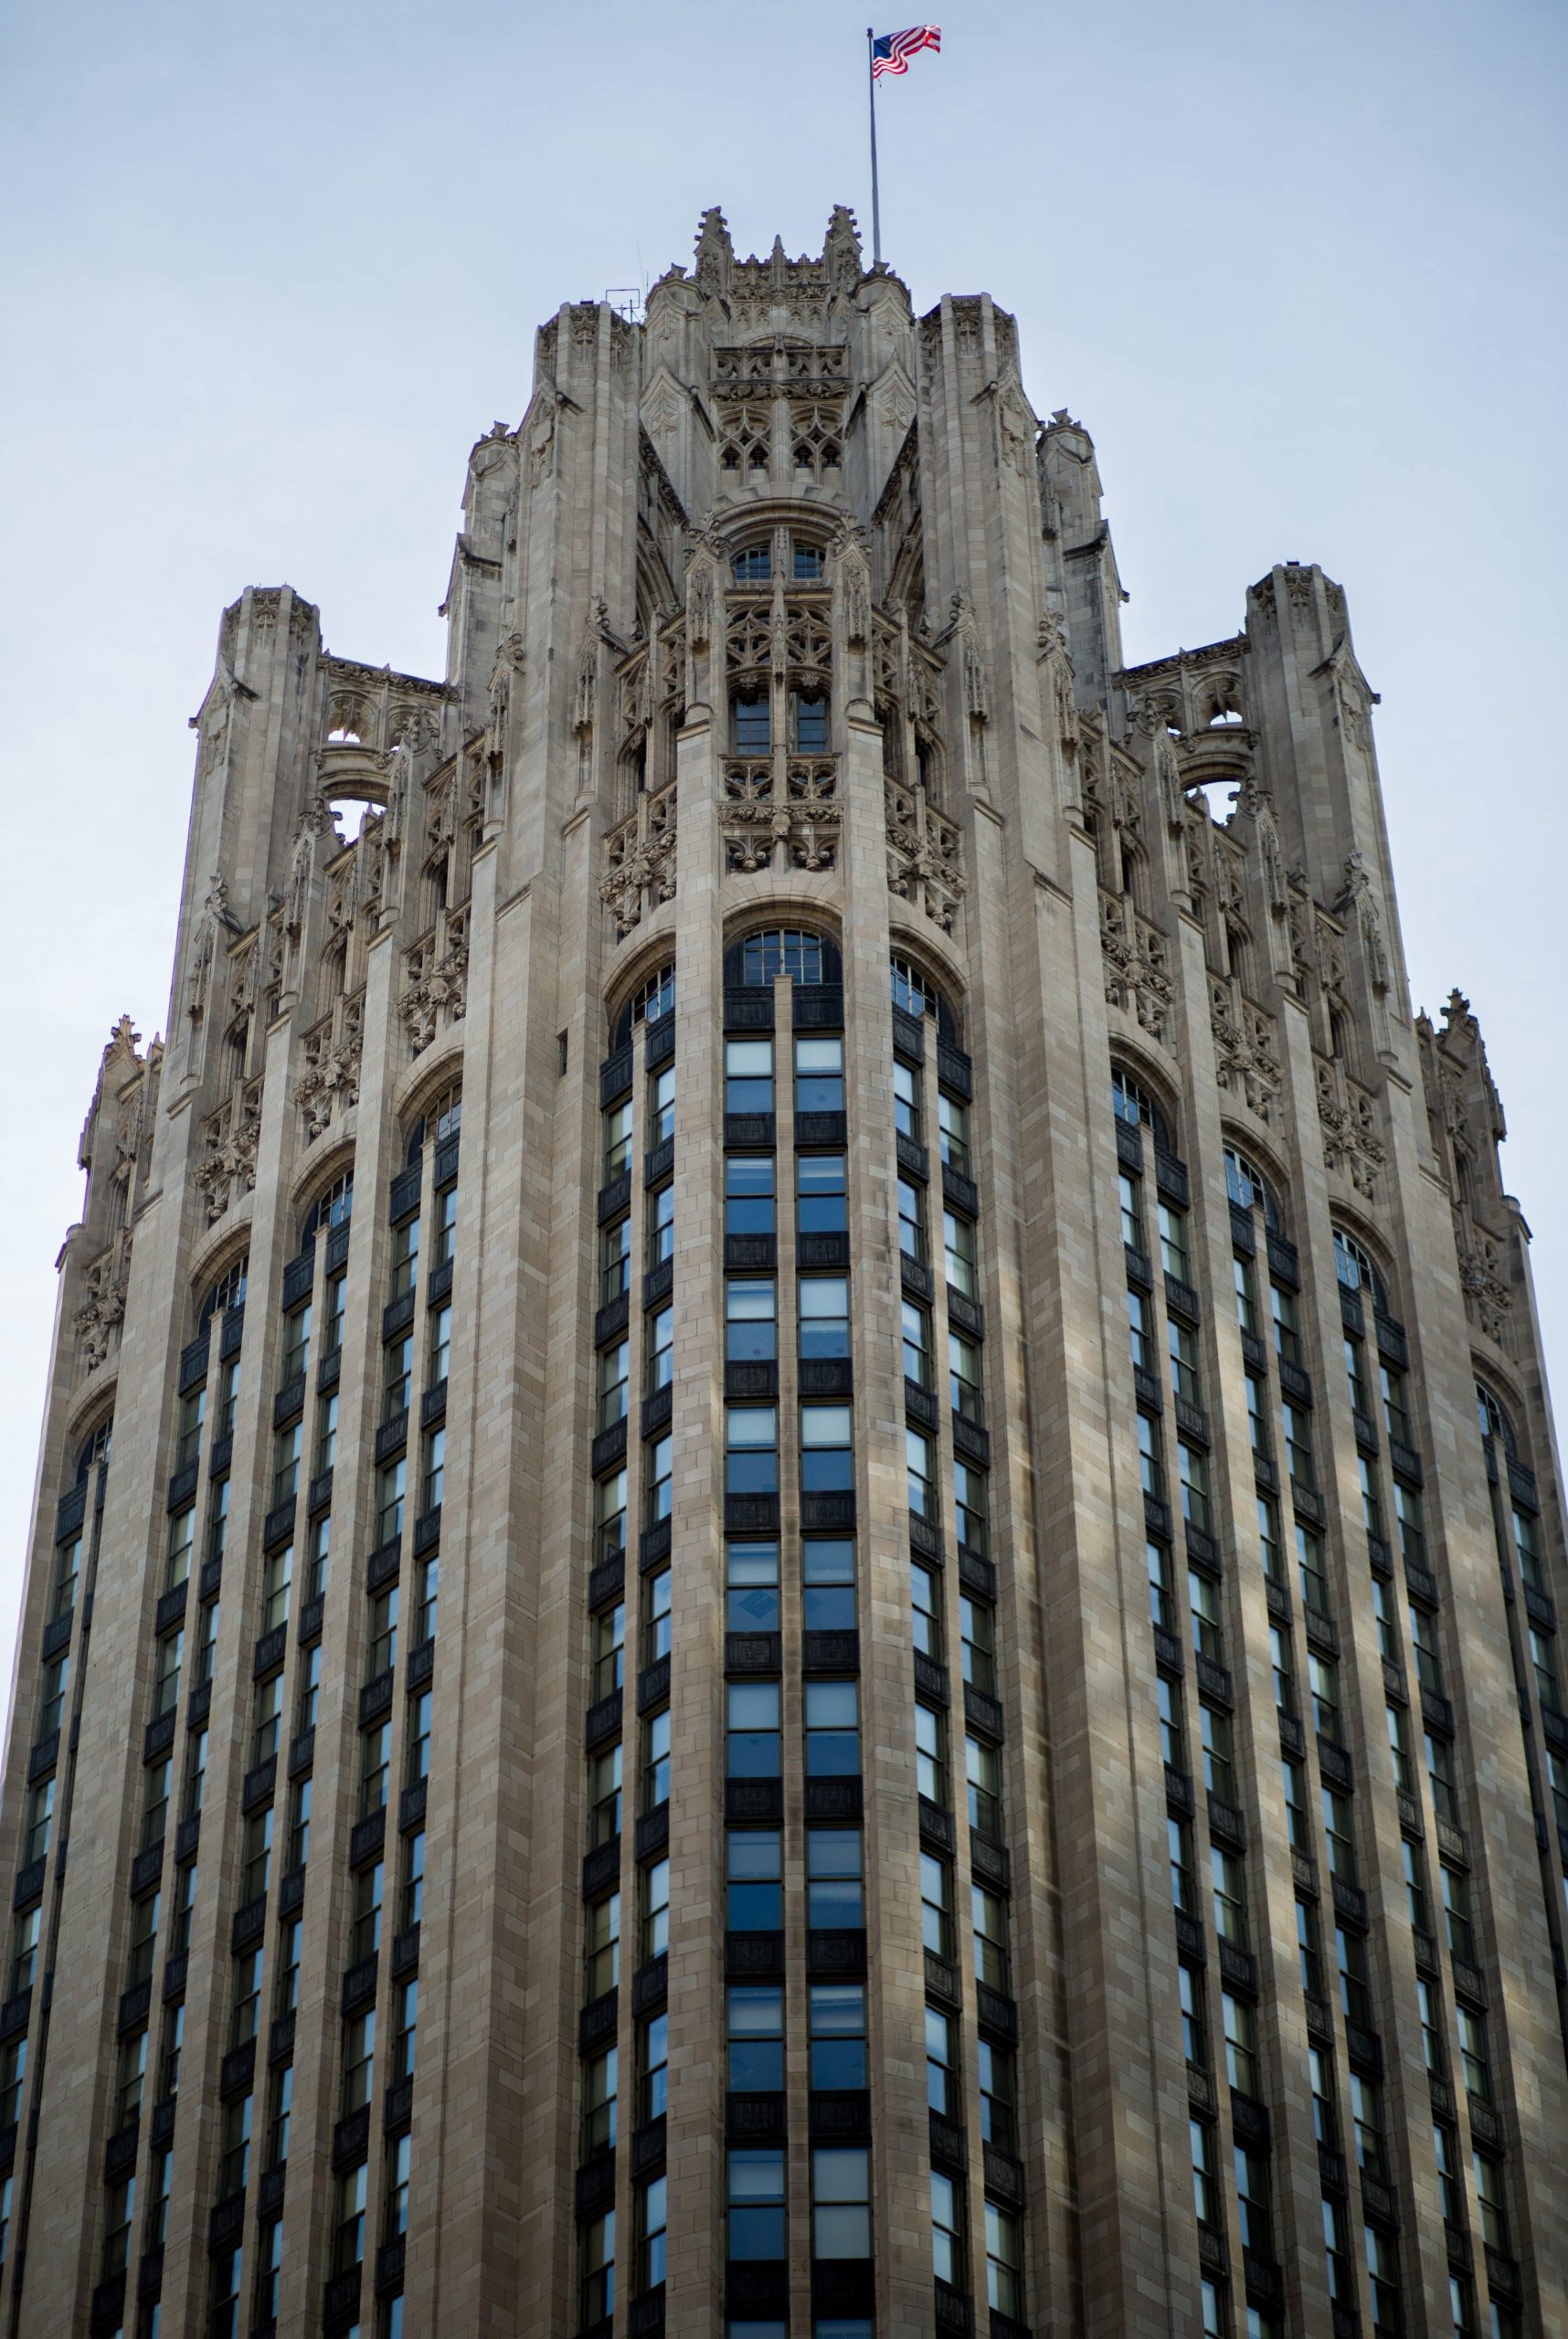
[866,27,883,265]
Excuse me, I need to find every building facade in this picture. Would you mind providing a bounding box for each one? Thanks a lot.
[2,205,1565,2339]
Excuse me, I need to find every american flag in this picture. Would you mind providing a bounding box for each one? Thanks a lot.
[871,23,941,78]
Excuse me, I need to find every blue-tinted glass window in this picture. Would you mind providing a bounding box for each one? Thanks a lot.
[726,1830,783,1928]
[809,1984,866,2090]
[803,1540,856,1631]
[798,1156,847,1234]
[727,1984,784,2089]
[726,1157,775,1236]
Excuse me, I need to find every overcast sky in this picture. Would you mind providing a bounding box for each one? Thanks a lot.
[2,0,1563,1725]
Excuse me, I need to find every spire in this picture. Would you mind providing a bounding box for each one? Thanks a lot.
[823,203,863,291]
[693,206,734,297]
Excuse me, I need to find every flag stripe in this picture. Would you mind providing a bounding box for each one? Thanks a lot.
[871,23,941,78]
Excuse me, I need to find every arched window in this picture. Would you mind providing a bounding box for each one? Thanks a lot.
[1111,1067,1174,1154]
[890,954,959,1043]
[74,1417,113,1484]
[727,929,842,989]
[407,1084,462,1164]
[732,691,770,756]
[1475,1381,1517,1456]
[791,539,825,582]
[1332,1228,1388,1313]
[1224,1144,1284,1235]
[198,1254,249,1330]
[732,543,771,584]
[301,1170,355,1244]
[609,963,676,1049]
[791,690,830,753]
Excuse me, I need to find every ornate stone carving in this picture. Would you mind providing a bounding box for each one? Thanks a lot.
[398,907,471,1058]
[1100,894,1175,1042]
[1316,1059,1385,1198]
[687,559,715,651]
[840,556,870,648]
[1210,979,1282,1120]
[1334,849,1391,991]
[296,990,364,1140]
[939,595,989,725]
[524,391,556,488]
[885,780,966,933]
[722,761,841,875]
[601,783,677,937]
[1036,610,1078,761]
[286,794,333,937]
[1456,1228,1511,1345]
[575,599,615,734]
[196,1085,262,1225]
[75,1236,131,1375]
[185,870,236,1023]
[1153,732,1185,835]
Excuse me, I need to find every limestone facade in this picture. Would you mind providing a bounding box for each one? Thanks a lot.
[1,206,1565,2339]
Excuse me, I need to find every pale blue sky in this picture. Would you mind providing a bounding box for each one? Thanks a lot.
[2,0,1564,1717]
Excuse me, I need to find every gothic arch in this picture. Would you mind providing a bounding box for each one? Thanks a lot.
[65,1386,117,1471]
[292,1144,357,1242]
[722,919,843,990]
[1330,1215,1394,1316]
[393,1040,466,1145]
[193,1240,250,1332]
[1109,1050,1181,1154]
[607,951,678,1050]
[888,938,963,1045]
[1220,1127,1288,1233]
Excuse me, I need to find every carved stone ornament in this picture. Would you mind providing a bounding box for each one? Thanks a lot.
[195,1090,261,1226]
[1456,1226,1512,1346]
[885,780,967,934]
[722,763,842,876]
[687,559,715,651]
[1037,611,1078,761]
[1210,979,1282,1121]
[840,555,871,648]
[1315,1059,1386,1199]
[75,1236,131,1374]
[938,596,990,725]
[601,784,678,937]
[526,392,556,489]
[1153,732,1186,835]
[1100,894,1175,1042]
[295,990,365,1141]
[1334,850,1391,992]
[398,906,471,1058]
[287,795,333,937]
[185,869,234,1023]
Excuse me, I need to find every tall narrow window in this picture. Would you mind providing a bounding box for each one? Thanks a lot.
[728,2149,785,2257]
[794,1036,844,1113]
[938,1089,970,1174]
[800,1276,849,1360]
[894,1058,922,1143]
[603,1099,634,1181]
[943,1209,978,1298]
[811,1983,866,2089]
[726,1041,774,1115]
[727,1281,777,1362]
[646,1181,675,1269]
[812,2147,870,2259]
[930,2167,964,2285]
[806,1829,863,1928]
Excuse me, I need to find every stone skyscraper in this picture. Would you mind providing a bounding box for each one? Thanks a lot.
[2,205,1564,2339]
